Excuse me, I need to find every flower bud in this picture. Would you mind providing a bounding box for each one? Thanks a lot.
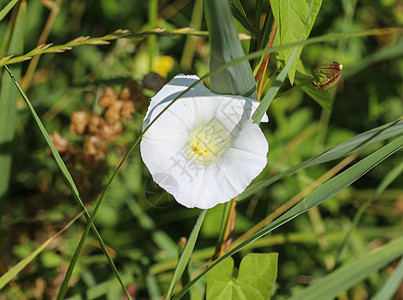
[312,62,343,88]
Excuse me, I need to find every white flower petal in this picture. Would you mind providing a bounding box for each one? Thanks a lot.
[140,74,269,209]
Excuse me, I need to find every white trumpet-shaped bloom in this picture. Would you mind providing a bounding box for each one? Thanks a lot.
[140,74,268,209]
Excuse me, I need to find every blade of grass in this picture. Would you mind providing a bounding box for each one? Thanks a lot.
[335,160,403,267]
[249,0,264,54]
[20,0,63,91]
[289,235,403,300]
[230,0,261,36]
[148,0,158,71]
[64,273,135,300]
[239,119,403,200]
[0,211,83,290]
[180,0,203,70]
[205,0,257,98]
[0,0,25,220]
[371,256,403,300]
[3,65,131,300]
[0,0,18,22]
[1,27,399,69]
[166,210,207,300]
[125,198,178,258]
[234,154,357,250]
[252,44,299,123]
[172,135,403,299]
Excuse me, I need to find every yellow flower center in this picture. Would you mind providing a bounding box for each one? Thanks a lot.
[186,120,229,165]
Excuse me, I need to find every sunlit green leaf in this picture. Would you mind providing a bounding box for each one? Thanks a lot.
[270,0,323,83]
[206,253,278,300]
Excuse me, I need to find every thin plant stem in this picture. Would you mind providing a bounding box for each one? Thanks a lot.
[255,21,278,83]
[215,198,237,258]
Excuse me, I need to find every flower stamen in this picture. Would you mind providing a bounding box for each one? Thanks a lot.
[186,119,229,165]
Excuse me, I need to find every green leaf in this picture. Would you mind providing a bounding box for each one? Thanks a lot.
[0,0,25,214]
[289,235,403,300]
[269,0,323,83]
[371,256,403,300]
[166,210,207,300]
[0,0,19,23]
[205,0,257,98]
[295,71,333,110]
[206,253,278,300]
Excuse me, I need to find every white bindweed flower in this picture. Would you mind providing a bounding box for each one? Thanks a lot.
[140,74,269,209]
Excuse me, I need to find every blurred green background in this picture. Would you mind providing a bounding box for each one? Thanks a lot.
[0,0,402,299]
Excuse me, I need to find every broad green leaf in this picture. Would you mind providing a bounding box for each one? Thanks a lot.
[289,235,403,300]
[206,253,278,300]
[371,256,403,300]
[295,71,333,110]
[173,135,403,299]
[205,0,257,98]
[0,0,19,23]
[270,0,323,83]
[166,210,207,300]
[240,119,403,200]
[0,0,25,215]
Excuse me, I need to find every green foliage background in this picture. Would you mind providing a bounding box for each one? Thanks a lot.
[0,0,402,299]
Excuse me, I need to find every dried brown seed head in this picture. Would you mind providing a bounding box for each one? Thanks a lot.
[99,86,117,108]
[105,101,124,124]
[88,115,105,135]
[70,111,90,135]
[99,121,123,142]
[121,101,135,120]
[50,131,68,153]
